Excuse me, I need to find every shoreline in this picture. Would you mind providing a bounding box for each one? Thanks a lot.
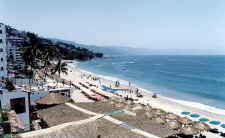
[63,61,225,132]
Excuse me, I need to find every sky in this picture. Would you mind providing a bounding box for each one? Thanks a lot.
[1,0,225,52]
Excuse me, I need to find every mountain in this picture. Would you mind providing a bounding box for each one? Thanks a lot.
[50,38,154,57]
[5,24,104,61]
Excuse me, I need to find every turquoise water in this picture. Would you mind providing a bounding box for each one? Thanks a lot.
[78,55,225,111]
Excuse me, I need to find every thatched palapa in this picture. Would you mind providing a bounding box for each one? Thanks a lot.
[37,104,91,127]
[36,93,70,105]
[180,126,198,136]
[167,120,181,130]
[193,121,211,131]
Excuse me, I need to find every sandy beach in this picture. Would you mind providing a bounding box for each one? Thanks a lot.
[60,61,225,133]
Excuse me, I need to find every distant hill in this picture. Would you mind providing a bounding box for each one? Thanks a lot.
[50,38,154,57]
[5,24,104,61]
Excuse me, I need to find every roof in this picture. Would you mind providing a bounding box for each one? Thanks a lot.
[36,93,70,105]
[37,104,91,127]
[21,118,147,138]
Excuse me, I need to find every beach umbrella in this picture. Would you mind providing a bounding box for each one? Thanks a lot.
[145,112,154,119]
[221,124,225,129]
[110,100,114,105]
[180,126,198,136]
[130,100,135,105]
[166,113,179,120]
[126,100,132,105]
[209,121,221,125]
[199,118,209,122]
[193,122,211,132]
[167,120,181,130]
[153,117,166,124]
[36,93,70,105]
[152,108,166,116]
[118,98,124,103]
[115,102,124,108]
[179,117,193,125]
[124,105,130,111]
[181,111,190,115]
[143,106,152,112]
[190,113,200,118]
[132,104,143,111]
[111,96,118,101]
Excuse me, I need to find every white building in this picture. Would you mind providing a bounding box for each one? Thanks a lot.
[0,23,30,131]
[7,36,25,70]
[0,23,8,80]
[0,88,31,131]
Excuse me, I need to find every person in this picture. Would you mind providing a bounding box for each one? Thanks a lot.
[115,81,120,87]
[99,80,101,86]
[152,93,158,98]
[135,88,139,95]
[129,81,131,87]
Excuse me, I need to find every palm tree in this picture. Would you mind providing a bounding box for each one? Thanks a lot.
[40,45,57,81]
[51,59,68,78]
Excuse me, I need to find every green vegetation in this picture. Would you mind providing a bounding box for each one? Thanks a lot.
[54,41,104,60]
[5,79,15,91]
[51,59,68,77]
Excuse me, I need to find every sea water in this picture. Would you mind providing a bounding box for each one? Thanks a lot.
[77,55,225,113]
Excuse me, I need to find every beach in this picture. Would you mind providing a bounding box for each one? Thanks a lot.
[60,60,225,133]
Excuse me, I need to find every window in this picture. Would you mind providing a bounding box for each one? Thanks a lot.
[1,58,3,62]
[0,30,2,34]
[10,98,26,114]
[0,49,3,52]
[0,39,2,43]
[1,67,3,71]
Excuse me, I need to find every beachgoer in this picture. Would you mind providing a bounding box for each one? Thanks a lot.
[152,93,157,98]
[129,81,131,87]
[99,80,101,86]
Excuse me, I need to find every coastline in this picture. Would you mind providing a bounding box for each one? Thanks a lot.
[63,60,225,131]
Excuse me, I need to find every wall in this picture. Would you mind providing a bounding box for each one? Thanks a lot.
[0,24,8,79]
[0,89,30,131]
[30,90,49,102]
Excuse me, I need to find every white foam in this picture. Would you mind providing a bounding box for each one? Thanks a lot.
[68,61,79,68]
[166,97,225,116]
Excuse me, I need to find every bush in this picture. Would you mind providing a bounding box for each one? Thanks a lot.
[5,79,15,91]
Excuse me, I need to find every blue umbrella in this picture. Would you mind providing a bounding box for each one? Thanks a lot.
[209,121,220,125]
[199,118,209,122]
[221,124,225,128]
[181,112,190,115]
[190,114,200,118]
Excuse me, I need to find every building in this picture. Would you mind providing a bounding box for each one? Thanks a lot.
[0,88,31,131]
[7,36,25,70]
[0,23,30,132]
[0,23,8,80]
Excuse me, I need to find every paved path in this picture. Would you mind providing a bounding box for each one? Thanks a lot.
[65,103,161,138]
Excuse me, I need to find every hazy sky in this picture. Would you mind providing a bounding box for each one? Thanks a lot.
[1,0,225,51]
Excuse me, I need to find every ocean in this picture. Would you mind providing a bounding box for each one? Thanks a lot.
[77,55,225,113]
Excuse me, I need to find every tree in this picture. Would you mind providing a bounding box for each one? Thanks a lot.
[51,60,68,78]
[40,45,57,81]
